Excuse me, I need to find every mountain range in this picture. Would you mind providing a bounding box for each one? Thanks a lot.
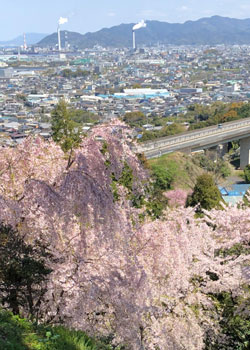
[3,16,250,49]
[0,33,48,47]
[37,16,250,49]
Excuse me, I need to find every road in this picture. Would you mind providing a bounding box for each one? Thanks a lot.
[135,117,250,159]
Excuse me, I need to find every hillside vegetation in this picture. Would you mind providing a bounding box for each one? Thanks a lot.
[148,150,232,190]
[149,152,204,190]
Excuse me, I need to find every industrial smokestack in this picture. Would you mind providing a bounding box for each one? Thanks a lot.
[57,17,68,52]
[132,20,146,50]
[23,33,27,51]
[57,26,61,51]
[133,30,136,50]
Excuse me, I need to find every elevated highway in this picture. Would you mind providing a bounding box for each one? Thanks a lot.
[135,117,250,168]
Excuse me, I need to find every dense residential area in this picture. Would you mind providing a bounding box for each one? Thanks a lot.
[1,44,250,145]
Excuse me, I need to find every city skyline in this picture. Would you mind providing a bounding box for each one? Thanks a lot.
[2,0,250,41]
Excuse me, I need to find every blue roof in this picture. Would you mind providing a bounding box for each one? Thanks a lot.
[232,184,250,193]
[227,191,243,196]
[223,196,242,205]
[219,184,250,197]
[97,92,170,100]
[219,187,228,195]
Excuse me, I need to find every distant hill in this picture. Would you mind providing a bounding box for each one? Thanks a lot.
[38,31,84,49]
[0,33,48,47]
[37,16,250,48]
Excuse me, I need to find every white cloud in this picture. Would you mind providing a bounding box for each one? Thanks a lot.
[107,11,116,17]
[180,6,188,11]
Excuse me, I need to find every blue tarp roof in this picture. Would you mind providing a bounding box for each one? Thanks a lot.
[219,184,250,197]
[219,187,228,195]
[227,191,244,196]
[223,196,242,205]
[232,184,250,193]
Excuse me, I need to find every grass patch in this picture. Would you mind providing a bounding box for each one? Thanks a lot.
[149,152,204,190]
[0,309,112,350]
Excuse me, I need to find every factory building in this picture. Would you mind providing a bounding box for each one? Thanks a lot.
[0,67,14,79]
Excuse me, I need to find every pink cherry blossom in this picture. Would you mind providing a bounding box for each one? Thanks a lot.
[0,123,249,350]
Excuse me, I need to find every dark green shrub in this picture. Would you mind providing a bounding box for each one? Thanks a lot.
[0,224,52,319]
[151,164,174,191]
[186,174,223,211]
[205,291,250,350]
[244,165,250,183]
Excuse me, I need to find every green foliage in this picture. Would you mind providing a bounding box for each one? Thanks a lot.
[150,156,183,190]
[243,189,250,207]
[109,158,170,219]
[130,193,145,208]
[110,163,133,202]
[150,164,174,191]
[69,109,100,125]
[0,309,112,350]
[51,100,82,154]
[138,130,156,142]
[145,192,168,220]
[186,174,223,211]
[215,243,250,258]
[139,123,186,142]
[149,152,202,190]
[244,165,250,183]
[189,274,205,288]
[189,303,200,318]
[122,101,250,143]
[219,162,231,178]
[104,160,111,168]
[119,162,133,192]
[38,326,106,350]
[0,309,40,350]
[140,164,171,219]
[192,154,231,179]
[142,156,186,219]
[123,111,147,127]
[188,102,250,131]
[109,161,168,219]
[165,123,186,135]
[206,291,250,350]
[136,153,150,169]
[0,224,52,319]
[206,271,219,281]
[100,142,111,169]
[100,141,109,155]
[60,68,89,78]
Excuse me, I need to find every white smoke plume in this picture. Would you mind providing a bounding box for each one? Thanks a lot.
[58,17,68,25]
[133,20,146,31]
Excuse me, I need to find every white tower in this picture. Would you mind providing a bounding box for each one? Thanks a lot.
[23,33,27,51]
[132,20,146,50]
[133,30,136,50]
[57,26,61,51]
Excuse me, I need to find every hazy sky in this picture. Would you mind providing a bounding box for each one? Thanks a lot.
[2,0,250,40]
